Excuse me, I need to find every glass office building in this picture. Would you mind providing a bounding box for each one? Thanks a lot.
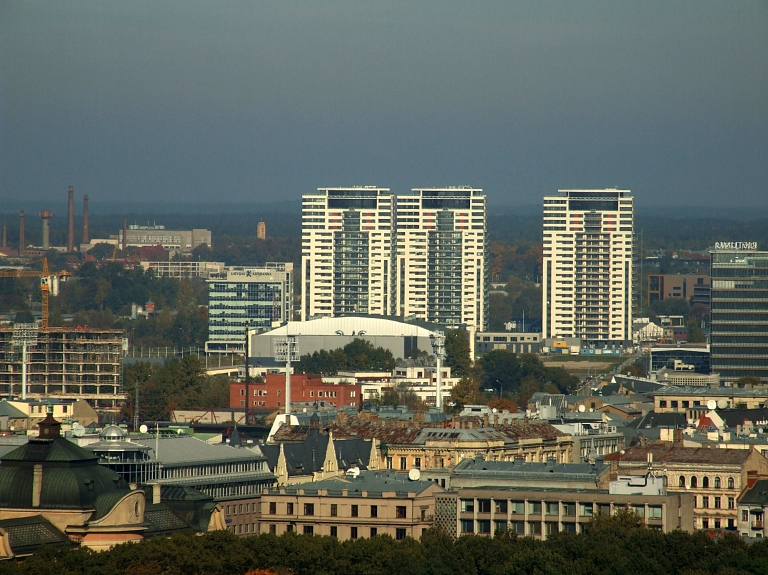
[710,247,768,383]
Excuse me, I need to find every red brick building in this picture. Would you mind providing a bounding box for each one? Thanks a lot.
[230,374,362,410]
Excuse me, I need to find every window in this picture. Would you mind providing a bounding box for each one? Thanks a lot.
[286,524,293,533]
[690,476,698,488]
[396,528,407,540]
[386,457,393,469]
[598,504,611,516]
[269,502,276,515]
[715,477,721,489]
[702,496,709,509]
[702,519,709,529]
[330,526,337,538]
[580,503,593,517]
[743,510,749,522]
[396,506,407,519]
[226,505,231,515]
[648,506,663,519]
[400,457,407,471]
[371,505,378,518]
[304,503,315,516]
[728,497,735,509]
[370,527,377,537]
[631,505,645,518]
[287,503,294,515]
[494,500,507,513]
[679,476,686,488]
[350,527,358,539]
[414,457,422,469]
[269,524,276,534]
[703,477,710,489]
[714,497,721,509]
[351,505,359,518]
[714,519,721,530]
[511,501,525,515]
[461,499,475,513]
[478,499,491,513]
[460,519,474,533]
[728,477,735,489]
[303,525,313,535]
[529,521,542,536]
[239,504,243,514]
[545,502,559,515]
[494,520,508,533]
[330,504,337,517]
[562,502,576,516]
[529,502,542,514]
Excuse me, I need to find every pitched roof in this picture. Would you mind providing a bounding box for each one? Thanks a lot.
[282,470,439,498]
[262,428,372,476]
[715,408,768,429]
[0,515,73,556]
[135,436,265,466]
[603,445,753,465]
[738,479,768,506]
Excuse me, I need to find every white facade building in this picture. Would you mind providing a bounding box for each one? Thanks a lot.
[395,188,488,330]
[301,187,394,319]
[542,189,633,345]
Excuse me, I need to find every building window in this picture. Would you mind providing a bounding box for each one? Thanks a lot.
[351,505,359,518]
[478,499,491,513]
[477,520,491,534]
[414,457,422,469]
[714,497,721,509]
[690,476,698,488]
[743,510,749,522]
[330,526,337,538]
[703,477,710,489]
[304,503,315,516]
[728,477,735,489]
[461,499,474,513]
[679,476,686,488]
[400,457,407,471]
[286,525,293,533]
[239,504,243,514]
[714,477,721,489]
[728,497,735,509]
[330,504,338,517]
[350,527,358,539]
[659,400,667,408]
[461,519,474,533]
[648,506,662,519]
[702,519,709,530]
[545,502,559,515]
[386,457,393,469]
[370,527,378,537]
[580,503,593,517]
[396,506,407,519]
[287,503,294,515]
[702,496,709,509]
[269,502,276,515]
[371,505,378,518]
[269,524,276,534]
[714,519,721,530]
[494,520,508,533]
[304,525,313,535]
[495,500,508,514]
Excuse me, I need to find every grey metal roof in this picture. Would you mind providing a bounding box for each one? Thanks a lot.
[135,436,266,467]
[652,386,768,397]
[0,515,73,556]
[738,479,768,506]
[0,401,28,419]
[452,458,609,482]
[412,428,513,444]
[282,470,438,498]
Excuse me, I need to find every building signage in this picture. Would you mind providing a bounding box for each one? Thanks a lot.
[714,242,757,250]
[226,269,279,280]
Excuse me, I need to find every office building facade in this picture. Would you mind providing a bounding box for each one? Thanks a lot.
[542,189,634,345]
[302,187,394,319]
[395,188,487,330]
[710,246,768,383]
[206,263,293,353]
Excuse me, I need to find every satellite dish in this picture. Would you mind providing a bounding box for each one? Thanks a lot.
[177,428,184,435]
[492,408,497,414]
[717,399,728,409]
[139,424,149,434]
[578,405,586,413]
[408,468,421,481]
[706,400,717,410]
[72,424,85,437]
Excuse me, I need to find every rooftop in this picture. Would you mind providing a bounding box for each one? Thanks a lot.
[604,445,753,465]
[280,471,439,498]
[652,386,768,398]
[135,435,266,466]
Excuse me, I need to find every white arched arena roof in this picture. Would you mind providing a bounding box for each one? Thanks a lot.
[265,317,434,338]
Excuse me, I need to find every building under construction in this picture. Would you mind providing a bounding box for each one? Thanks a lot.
[0,327,125,411]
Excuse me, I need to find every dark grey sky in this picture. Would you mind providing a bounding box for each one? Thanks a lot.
[2,1,766,209]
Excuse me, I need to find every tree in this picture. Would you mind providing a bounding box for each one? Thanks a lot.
[735,375,763,388]
[444,329,471,377]
[449,376,481,410]
[13,309,35,324]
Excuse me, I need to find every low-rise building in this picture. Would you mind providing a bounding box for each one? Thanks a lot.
[119,225,211,253]
[140,260,226,278]
[258,470,443,540]
[230,373,362,410]
[737,477,768,538]
[475,332,542,356]
[652,386,768,415]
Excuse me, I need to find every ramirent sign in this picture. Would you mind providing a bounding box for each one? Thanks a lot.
[714,242,758,250]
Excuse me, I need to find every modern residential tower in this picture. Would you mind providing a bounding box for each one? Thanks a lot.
[395,187,487,330]
[542,189,634,345]
[301,187,394,319]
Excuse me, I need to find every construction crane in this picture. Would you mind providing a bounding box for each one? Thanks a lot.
[0,258,71,329]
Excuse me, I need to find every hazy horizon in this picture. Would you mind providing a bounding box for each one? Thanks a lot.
[2,2,766,207]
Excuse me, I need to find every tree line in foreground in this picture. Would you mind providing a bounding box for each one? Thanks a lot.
[3,513,768,575]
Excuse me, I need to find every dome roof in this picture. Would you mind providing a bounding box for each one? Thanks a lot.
[100,425,127,441]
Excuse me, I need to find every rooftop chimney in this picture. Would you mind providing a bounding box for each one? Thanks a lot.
[82,195,89,245]
[19,211,25,255]
[67,186,75,252]
[40,211,52,250]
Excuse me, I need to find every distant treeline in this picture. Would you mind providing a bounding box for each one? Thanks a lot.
[2,513,768,575]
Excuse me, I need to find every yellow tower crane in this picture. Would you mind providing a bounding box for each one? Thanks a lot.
[0,258,72,329]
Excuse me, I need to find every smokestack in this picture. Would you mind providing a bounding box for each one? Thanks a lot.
[82,195,89,245]
[40,211,52,250]
[122,218,127,250]
[67,186,75,252]
[19,211,25,255]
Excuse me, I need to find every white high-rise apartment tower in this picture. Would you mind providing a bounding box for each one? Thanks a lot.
[301,187,394,319]
[542,189,633,344]
[395,187,488,330]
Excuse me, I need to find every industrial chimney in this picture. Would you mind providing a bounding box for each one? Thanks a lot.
[82,195,89,245]
[19,211,25,256]
[67,186,75,252]
[122,218,127,250]
[40,211,52,250]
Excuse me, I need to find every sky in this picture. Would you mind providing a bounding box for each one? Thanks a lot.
[1,1,767,211]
